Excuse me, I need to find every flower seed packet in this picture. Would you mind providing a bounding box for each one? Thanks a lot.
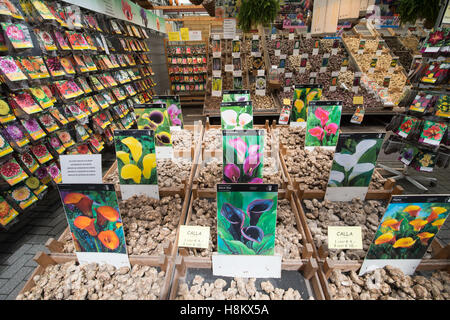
[57,130,75,149]
[134,104,172,147]
[409,93,433,113]
[26,175,48,196]
[76,78,92,94]
[89,137,104,153]
[222,90,250,103]
[31,0,56,21]
[34,29,57,51]
[0,32,8,51]
[360,195,450,275]
[85,96,99,114]
[0,132,13,158]
[221,101,253,130]
[0,98,15,124]
[58,183,130,268]
[54,80,83,100]
[9,184,37,210]
[114,130,159,200]
[4,122,29,147]
[11,91,42,114]
[419,121,447,147]
[217,183,278,255]
[396,116,419,139]
[53,30,70,50]
[48,107,68,126]
[20,118,46,141]
[325,133,385,202]
[0,158,28,186]
[75,143,92,155]
[30,143,53,164]
[399,144,420,166]
[305,101,342,150]
[44,56,66,77]
[0,56,27,81]
[35,166,51,185]
[48,134,65,154]
[223,130,264,183]
[29,87,53,109]
[435,94,450,118]
[18,151,39,173]
[75,124,89,141]
[60,57,76,75]
[290,85,323,126]
[94,94,109,109]
[412,150,437,172]
[0,0,23,19]
[1,23,33,49]
[41,86,55,104]
[46,162,61,184]
[16,56,50,80]
[0,196,19,226]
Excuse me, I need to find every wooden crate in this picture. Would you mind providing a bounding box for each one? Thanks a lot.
[320,257,450,299]
[46,187,192,259]
[175,186,315,265]
[169,255,324,300]
[18,252,174,300]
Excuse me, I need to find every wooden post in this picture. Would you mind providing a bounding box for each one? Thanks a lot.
[318,244,329,259]
[383,177,395,190]
[303,258,318,280]
[163,242,173,256]
[323,258,333,279]
[34,252,56,268]
[302,243,313,259]
[45,238,64,253]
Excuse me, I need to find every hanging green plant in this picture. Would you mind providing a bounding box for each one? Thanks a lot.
[397,0,441,29]
[237,0,281,32]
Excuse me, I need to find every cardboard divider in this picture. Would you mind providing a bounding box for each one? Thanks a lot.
[169,255,324,300]
[18,252,175,300]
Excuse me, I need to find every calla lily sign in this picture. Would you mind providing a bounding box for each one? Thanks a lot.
[305,101,342,149]
[325,133,385,201]
[134,104,172,147]
[289,84,323,126]
[58,184,130,268]
[222,130,264,183]
[153,95,184,129]
[222,90,250,103]
[220,101,253,130]
[217,184,278,255]
[360,195,450,276]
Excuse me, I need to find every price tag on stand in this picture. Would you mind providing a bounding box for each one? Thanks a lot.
[178,225,210,249]
[279,99,292,124]
[340,56,349,72]
[331,39,339,55]
[275,49,281,56]
[312,39,319,55]
[288,33,294,40]
[329,71,339,92]
[299,54,308,73]
[225,64,233,72]
[383,76,391,88]
[232,52,240,58]
[271,34,277,40]
[233,70,242,77]
[293,48,299,56]
[309,72,317,84]
[376,40,385,56]
[213,70,221,77]
[369,57,378,74]
[389,56,399,73]
[257,69,265,76]
[351,96,365,124]
[352,72,361,93]
[328,226,363,249]
[357,39,365,55]
[253,35,259,40]
[320,53,330,73]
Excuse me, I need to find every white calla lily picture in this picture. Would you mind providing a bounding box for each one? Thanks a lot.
[220,103,254,130]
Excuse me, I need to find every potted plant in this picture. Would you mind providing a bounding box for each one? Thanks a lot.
[397,0,441,29]
[237,0,281,32]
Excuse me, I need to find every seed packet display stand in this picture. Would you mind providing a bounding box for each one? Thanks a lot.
[19,252,174,300]
[378,163,438,192]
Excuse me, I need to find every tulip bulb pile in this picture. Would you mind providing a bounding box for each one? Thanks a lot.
[303,198,385,260]
[16,262,165,300]
[187,198,303,260]
[329,266,449,300]
[176,275,305,300]
[172,129,193,151]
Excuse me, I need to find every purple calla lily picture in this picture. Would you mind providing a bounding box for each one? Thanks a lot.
[217,184,278,255]
[152,95,184,128]
[222,130,264,183]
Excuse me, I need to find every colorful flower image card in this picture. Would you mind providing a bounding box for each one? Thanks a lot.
[289,85,323,126]
[44,56,66,77]
[41,85,55,103]
[11,91,42,115]
[409,93,433,113]
[31,0,56,21]
[134,104,172,148]
[0,158,28,186]
[399,144,420,166]
[0,0,23,19]
[0,56,27,81]
[65,31,85,50]
[37,112,59,133]
[74,143,92,155]
[360,195,450,275]
[34,29,57,51]
[30,143,53,164]
[1,23,33,49]
[58,183,130,268]
[0,98,15,124]
[35,166,51,185]
[75,124,89,141]
[222,130,264,183]
[9,184,38,210]
[73,55,89,73]
[57,130,75,149]
[29,87,53,109]
[20,118,46,141]
[0,32,8,51]
[305,101,342,149]
[325,133,385,202]
[221,102,253,130]
[47,162,61,183]
[0,196,19,226]
[84,96,99,114]
[217,183,278,255]
[153,95,184,129]
[60,57,76,75]
[48,135,65,154]
[26,175,48,196]
[396,116,419,139]
[48,107,68,126]
[18,151,39,173]
[4,122,29,147]
[83,55,97,72]
[66,104,87,121]
[222,90,251,103]
[435,94,450,118]
[419,121,447,147]
[16,56,50,80]
[89,76,104,91]
[89,137,104,153]
[92,112,110,130]
[53,30,70,50]
[0,132,13,158]
[412,150,437,172]
[114,130,159,200]
[76,78,92,94]
[94,94,109,110]
[54,80,83,100]
[75,99,91,116]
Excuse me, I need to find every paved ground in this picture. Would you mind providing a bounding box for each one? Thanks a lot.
[0,117,448,300]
